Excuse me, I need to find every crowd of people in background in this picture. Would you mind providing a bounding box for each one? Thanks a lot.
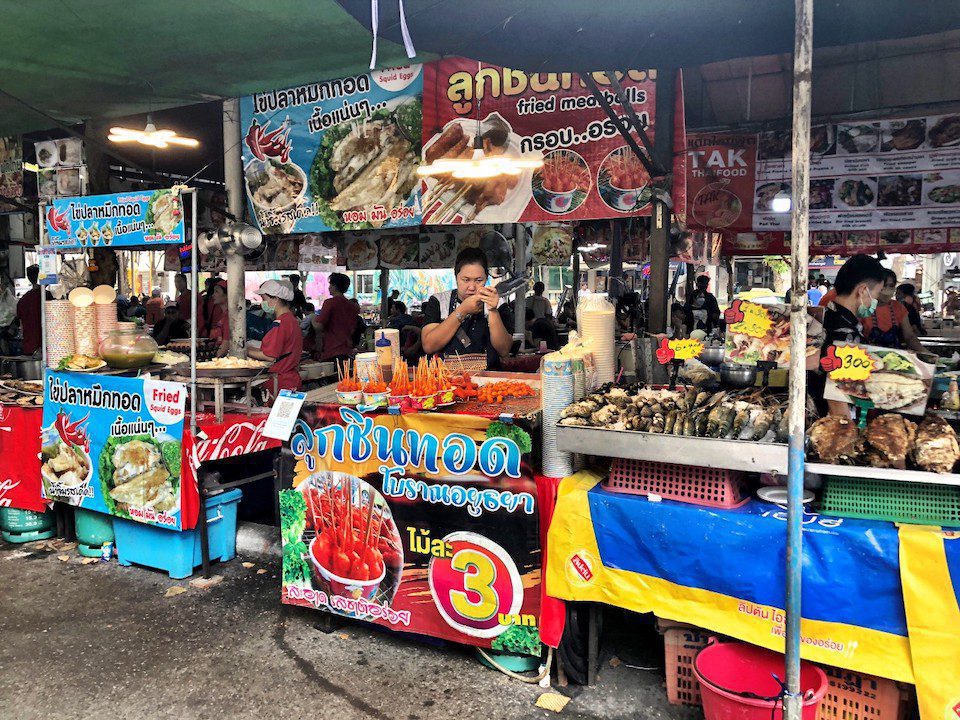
[0,257,944,372]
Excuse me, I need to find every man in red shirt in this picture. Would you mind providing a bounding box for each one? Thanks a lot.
[175,273,191,322]
[312,273,359,364]
[247,279,303,394]
[145,289,165,325]
[16,265,41,355]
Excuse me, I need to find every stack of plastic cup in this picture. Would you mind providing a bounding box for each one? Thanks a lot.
[577,293,616,386]
[45,301,76,368]
[73,306,99,356]
[541,354,574,478]
[95,302,119,348]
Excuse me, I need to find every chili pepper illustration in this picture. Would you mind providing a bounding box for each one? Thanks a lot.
[54,408,90,451]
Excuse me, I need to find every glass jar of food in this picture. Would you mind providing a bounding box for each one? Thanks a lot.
[98,322,159,369]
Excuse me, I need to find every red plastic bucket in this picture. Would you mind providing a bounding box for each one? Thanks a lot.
[694,641,827,720]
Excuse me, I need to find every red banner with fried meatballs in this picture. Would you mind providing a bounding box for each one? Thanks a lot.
[421,58,686,225]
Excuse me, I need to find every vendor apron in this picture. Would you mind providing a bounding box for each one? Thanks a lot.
[866,305,903,349]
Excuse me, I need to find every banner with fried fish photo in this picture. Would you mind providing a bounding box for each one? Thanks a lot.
[240,66,423,234]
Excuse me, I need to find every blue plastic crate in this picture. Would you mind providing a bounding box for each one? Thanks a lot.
[114,489,242,579]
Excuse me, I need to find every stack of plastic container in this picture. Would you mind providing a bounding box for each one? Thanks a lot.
[94,302,119,348]
[73,305,99,356]
[577,293,616,385]
[541,353,574,478]
[44,300,76,367]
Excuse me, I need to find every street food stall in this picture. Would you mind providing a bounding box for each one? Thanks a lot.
[0,188,284,576]
[539,113,960,715]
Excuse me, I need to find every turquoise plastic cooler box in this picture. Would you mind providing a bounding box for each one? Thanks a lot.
[113,489,242,579]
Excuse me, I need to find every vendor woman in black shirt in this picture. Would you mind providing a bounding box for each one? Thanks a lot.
[421,247,514,369]
[810,253,886,417]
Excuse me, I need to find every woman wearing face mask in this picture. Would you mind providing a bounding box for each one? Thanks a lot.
[860,270,927,354]
[809,254,886,417]
[246,279,304,394]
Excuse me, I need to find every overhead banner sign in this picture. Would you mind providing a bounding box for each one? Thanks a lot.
[281,407,543,654]
[689,113,960,254]
[240,66,424,235]
[240,60,688,234]
[44,190,185,249]
[422,59,686,224]
[41,371,187,530]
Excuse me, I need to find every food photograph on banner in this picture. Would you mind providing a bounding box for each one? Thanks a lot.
[280,408,541,653]
[240,66,424,234]
[40,373,187,529]
[0,136,23,213]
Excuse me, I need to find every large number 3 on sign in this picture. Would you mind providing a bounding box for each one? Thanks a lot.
[428,531,525,639]
[449,548,499,622]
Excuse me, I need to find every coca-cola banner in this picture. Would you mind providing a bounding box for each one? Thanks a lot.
[421,59,686,225]
[0,407,46,513]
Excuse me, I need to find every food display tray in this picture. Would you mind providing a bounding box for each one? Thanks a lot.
[169,363,268,378]
[806,462,960,488]
[556,425,788,475]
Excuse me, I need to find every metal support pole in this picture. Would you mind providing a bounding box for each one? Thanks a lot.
[185,188,210,578]
[38,202,47,368]
[514,224,528,341]
[572,235,580,308]
[608,220,624,302]
[647,68,677,334]
[379,268,390,326]
[785,1,813,718]
[223,99,247,357]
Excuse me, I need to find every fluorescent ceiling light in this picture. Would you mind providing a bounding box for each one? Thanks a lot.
[108,121,199,149]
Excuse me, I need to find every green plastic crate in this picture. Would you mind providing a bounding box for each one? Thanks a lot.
[821,476,960,526]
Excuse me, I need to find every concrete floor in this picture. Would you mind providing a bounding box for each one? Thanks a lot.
[0,540,699,720]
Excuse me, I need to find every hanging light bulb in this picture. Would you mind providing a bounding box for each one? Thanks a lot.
[108,117,199,149]
[417,133,542,179]
[772,189,792,213]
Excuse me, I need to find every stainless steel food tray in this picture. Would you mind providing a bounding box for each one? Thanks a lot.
[556,425,788,475]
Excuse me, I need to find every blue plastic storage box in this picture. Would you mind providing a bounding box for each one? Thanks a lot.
[113,489,243,579]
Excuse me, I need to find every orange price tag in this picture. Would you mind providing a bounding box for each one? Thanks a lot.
[728,300,773,338]
[822,344,877,382]
[668,338,704,361]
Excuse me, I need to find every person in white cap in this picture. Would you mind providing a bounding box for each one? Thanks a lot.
[246,279,303,394]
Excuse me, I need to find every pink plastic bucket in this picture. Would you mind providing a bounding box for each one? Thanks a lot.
[694,641,827,720]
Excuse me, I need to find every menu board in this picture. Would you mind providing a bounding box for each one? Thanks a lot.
[44,190,186,250]
[0,136,23,214]
[41,372,187,529]
[422,59,686,225]
[35,138,85,201]
[688,114,960,254]
[240,66,423,234]
[281,407,542,653]
[755,115,960,232]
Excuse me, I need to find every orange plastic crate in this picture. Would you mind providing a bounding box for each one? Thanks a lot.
[818,666,909,720]
[663,625,712,706]
[605,458,747,508]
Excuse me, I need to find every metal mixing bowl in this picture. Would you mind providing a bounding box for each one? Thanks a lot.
[699,346,725,366]
[720,362,758,388]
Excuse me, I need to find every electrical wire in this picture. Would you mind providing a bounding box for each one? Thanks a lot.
[476,646,554,684]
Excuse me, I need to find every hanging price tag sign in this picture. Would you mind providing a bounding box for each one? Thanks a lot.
[725,300,773,338]
[821,344,877,382]
[656,337,704,364]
